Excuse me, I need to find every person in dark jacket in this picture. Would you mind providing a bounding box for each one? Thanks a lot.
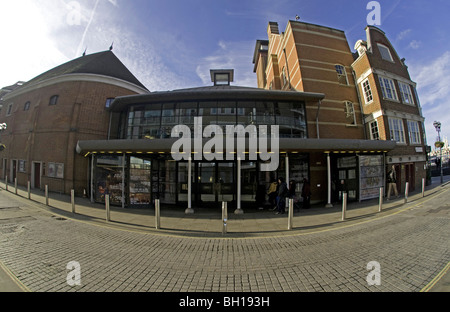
[301,178,311,209]
[276,177,288,214]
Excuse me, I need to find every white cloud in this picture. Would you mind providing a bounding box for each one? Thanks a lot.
[396,29,411,41]
[196,40,257,87]
[408,40,421,50]
[409,51,450,143]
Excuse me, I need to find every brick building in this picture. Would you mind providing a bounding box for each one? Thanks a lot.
[352,26,427,193]
[0,51,148,195]
[254,20,426,202]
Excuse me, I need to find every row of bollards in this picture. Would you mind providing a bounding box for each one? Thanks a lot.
[2,176,427,233]
[341,179,426,221]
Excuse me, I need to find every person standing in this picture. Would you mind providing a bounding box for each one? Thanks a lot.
[267,179,278,210]
[276,177,288,214]
[387,165,399,200]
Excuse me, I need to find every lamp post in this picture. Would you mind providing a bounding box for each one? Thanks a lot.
[0,123,6,151]
[433,121,443,184]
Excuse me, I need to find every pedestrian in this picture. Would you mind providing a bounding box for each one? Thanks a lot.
[387,165,399,200]
[267,178,278,210]
[288,180,300,211]
[301,178,311,209]
[276,177,288,214]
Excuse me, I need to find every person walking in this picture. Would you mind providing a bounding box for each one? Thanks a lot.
[387,165,399,200]
[276,177,288,214]
[267,179,278,210]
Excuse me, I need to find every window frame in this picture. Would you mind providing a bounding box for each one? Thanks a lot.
[377,43,394,62]
[388,117,406,144]
[49,95,59,106]
[378,76,398,101]
[398,82,415,105]
[344,101,357,126]
[361,79,373,104]
[335,64,349,85]
[369,120,380,140]
[407,120,421,145]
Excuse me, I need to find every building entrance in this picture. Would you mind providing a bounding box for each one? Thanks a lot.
[196,162,236,206]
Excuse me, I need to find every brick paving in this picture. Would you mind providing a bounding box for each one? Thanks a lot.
[0,181,449,293]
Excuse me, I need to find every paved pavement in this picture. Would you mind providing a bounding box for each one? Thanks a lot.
[0,177,449,295]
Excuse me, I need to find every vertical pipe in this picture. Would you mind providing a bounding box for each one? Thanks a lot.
[285,153,289,210]
[5,175,7,191]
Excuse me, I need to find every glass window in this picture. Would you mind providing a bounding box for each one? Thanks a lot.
[407,120,421,145]
[370,120,380,140]
[378,76,398,101]
[335,65,348,85]
[6,103,13,116]
[49,95,58,106]
[24,101,31,111]
[377,43,394,62]
[345,101,356,125]
[362,79,373,104]
[389,118,405,143]
[398,82,415,105]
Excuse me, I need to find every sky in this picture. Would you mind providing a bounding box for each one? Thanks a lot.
[1,0,449,145]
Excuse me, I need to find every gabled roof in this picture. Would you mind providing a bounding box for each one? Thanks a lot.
[24,50,147,90]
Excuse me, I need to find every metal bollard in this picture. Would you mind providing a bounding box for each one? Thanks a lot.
[155,199,160,230]
[341,192,347,221]
[288,198,294,230]
[378,187,383,212]
[422,178,425,198]
[404,182,409,204]
[5,175,7,191]
[105,194,110,221]
[28,181,31,199]
[222,201,228,235]
[45,185,49,206]
[15,178,18,194]
[71,190,75,213]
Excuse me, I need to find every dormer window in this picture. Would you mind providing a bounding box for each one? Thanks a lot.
[377,43,394,62]
[210,69,234,86]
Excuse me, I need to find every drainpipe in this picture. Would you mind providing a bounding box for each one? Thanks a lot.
[283,48,293,90]
[316,100,322,139]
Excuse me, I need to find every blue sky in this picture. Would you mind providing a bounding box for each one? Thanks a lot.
[1,0,449,144]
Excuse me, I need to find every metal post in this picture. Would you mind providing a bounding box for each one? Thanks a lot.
[185,157,194,214]
[5,175,7,191]
[71,189,75,213]
[378,187,383,212]
[422,178,425,198]
[14,178,17,194]
[235,156,243,214]
[325,153,333,208]
[155,199,160,230]
[105,194,110,221]
[285,154,289,210]
[90,155,94,203]
[45,185,49,206]
[28,181,31,199]
[341,192,347,221]
[222,201,228,235]
[288,198,294,230]
[404,182,409,204]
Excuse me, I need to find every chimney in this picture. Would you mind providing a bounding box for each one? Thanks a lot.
[268,22,279,36]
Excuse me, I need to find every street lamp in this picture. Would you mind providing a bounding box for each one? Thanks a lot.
[433,121,444,184]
